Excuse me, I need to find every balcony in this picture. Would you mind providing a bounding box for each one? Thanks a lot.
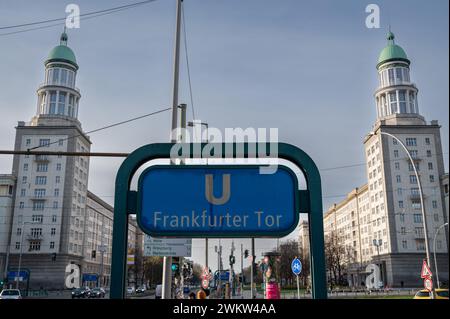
[27,234,43,241]
[409,193,423,200]
[34,155,50,162]
[38,82,80,93]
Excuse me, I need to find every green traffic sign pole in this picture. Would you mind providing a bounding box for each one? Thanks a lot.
[109,142,327,299]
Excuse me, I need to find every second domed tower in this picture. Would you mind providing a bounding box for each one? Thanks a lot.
[374,31,422,124]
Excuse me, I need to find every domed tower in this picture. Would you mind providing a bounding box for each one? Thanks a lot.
[374,31,424,125]
[9,31,91,290]
[32,30,81,127]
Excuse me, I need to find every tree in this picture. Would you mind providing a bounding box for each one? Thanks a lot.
[278,240,300,288]
[142,256,163,287]
[324,231,356,287]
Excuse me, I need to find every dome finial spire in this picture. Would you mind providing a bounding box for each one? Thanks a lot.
[60,26,68,46]
[387,26,395,44]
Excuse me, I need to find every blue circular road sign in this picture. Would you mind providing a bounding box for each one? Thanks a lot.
[291,258,302,276]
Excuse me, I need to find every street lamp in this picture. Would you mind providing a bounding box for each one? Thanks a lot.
[369,130,433,298]
[433,222,448,289]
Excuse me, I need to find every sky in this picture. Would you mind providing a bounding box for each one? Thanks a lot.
[0,0,448,272]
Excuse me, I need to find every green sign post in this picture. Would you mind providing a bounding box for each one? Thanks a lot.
[109,142,327,299]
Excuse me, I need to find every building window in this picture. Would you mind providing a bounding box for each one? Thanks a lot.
[34,188,46,198]
[400,227,406,235]
[58,92,66,115]
[413,214,422,223]
[399,201,404,208]
[49,92,57,114]
[395,162,400,170]
[29,241,41,251]
[37,163,48,172]
[51,228,56,236]
[50,242,55,249]
[410,175,417,184]
[415,227,424,237]
[408,162,419,171]
[53,201,58,209]
[16,228,21,236]
[409,150,418,158]
[393,138,398,145]
[32,215,43,223]
[19,202,24,209]
[22,176,27,184]
[35,176,47,185]
[428,162,433,170]
[397,188,403,196]
[394,150,399,158]
[406,138,417,146]
[56,163,62,171]
[416,240,425,251]
[396,175,401,183]
[52,215,57,223]
[54,188,59,197]
[434,214,439,222]
[425,138,430,145]
[399,213,405,222]
[402,240,407,249]
[39,139,50,147]
[32,201,45,211]
[432,200,438,209]
[23,163,28,171]
[26,139,31,146]
[412,200,421,210]
[429,175,435,183]
[55,176,61,184]
[15,242,20,250]
[20,189,26,196]
[426,150,432,157]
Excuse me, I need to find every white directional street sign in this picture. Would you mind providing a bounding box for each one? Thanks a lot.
[144,236,192,257]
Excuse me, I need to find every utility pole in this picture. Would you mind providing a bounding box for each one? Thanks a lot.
[240,243,243,298]
[163,0,182,300]
[250,238,255,299]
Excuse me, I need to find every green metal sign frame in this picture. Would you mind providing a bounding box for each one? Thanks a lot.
[110,142,327,299]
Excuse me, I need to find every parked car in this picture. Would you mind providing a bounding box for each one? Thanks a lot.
[127,287,135,295]
[71,287,91,299]
[136,286,146,294]
[0,289,22,299]
[155,284,162,299]
[413,288,449,299]
[89,287,106,298]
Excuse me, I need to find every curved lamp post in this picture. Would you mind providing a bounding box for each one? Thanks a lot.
[369,131,433,298]
[433,222,448,289]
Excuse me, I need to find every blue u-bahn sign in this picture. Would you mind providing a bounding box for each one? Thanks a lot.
[137,165,299,238]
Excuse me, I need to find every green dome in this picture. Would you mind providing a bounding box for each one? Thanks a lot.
[377,32,409,68]
[45,32,78,68]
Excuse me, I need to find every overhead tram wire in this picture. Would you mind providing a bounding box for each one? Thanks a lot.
[26,107,171,151]
[0,0,157,31]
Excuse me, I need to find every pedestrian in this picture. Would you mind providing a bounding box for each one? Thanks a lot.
[188,292,196,299]
[197,289,207,299]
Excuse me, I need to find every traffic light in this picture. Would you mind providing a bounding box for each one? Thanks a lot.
[229,255,235,265]
[171,257,180,274]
